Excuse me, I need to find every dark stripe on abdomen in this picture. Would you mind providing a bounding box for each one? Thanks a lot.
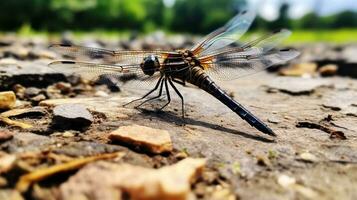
[188,70,275,136]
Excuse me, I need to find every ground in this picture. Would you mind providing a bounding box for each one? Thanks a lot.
[0,34,356,200]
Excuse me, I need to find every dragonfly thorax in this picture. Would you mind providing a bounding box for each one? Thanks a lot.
[141,55,160,76]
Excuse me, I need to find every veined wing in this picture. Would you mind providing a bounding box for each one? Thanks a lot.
[49,44,179,65]
[198,29,297,80]
[191,10,256,56]
[199,29,292,61]
[201,49,299,80]
[48,61,143,81]
[48,59,188,87]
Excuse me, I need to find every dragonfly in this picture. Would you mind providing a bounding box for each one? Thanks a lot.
[49,10,299,136]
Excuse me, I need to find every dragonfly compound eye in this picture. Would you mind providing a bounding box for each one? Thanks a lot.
[141,55,160,76]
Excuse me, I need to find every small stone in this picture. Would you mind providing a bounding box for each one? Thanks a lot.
[31,94,47,102]
[277,174,296,188]
[0,154,17,173]
[109,125,173,154]
[62,131,75,138]
[0,91,16,110]
[94,90,109,97]
[267,117,280,124]
[52,104,93,130]
[0,130,14,141]
[299,152,318,162]
[24,87,42,98]
[32,49,57,59]
[279,63,317,77]
[60,158,206,200]
[318,64,338,76]
[13,84,26,99]
[54,82,72,94]
[46,85,62,99]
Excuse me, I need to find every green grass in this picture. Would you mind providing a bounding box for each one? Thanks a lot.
[2,26,357,44]
[287,29,357,44]
[243,29,357,44]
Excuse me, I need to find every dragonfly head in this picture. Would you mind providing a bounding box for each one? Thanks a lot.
[141,55,160,76]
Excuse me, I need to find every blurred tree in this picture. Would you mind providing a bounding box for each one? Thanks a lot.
[0,0,356,33]
[331,11,357,28]
[170,0,246,33]
[269,3,291,30]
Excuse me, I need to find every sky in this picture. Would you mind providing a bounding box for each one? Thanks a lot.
[247,0,357,21]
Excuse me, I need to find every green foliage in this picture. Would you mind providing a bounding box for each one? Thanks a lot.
[170,0,243,33]
[0,0,355,34]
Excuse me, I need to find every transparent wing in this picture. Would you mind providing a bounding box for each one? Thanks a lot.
[198,29,296,80]
[241,29,291,53]
[191,10,256,56]
[48,59,189,90]
[49,44,178,65]
[201,49,300,81]
[48,61,142,81]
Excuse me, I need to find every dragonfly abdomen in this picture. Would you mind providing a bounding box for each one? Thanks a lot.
[187,67,275,136]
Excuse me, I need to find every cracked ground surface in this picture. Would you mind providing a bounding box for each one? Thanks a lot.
[0,38,356,199]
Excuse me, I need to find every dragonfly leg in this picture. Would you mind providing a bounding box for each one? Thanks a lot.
[172,78,186,86]
[123,75,163,107]
[157,78,171,111]
[135,78,165,108]
[168,78,185,118]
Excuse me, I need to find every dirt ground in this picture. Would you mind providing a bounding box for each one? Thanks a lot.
[0,35,356,200]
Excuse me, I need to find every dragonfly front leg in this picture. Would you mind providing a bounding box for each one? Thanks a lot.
[172,78,186,86]
[135,78,165,108]
[168,78,185,119]
[157,78,171,111]
[123,75,164,107]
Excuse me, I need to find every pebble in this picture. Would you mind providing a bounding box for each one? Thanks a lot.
[62,131,75,138]
[299,152,318,162]
[30,94,46,102]
[109,124,173,154]
[0,91,16,110]
[318,64,338,76]
[277,174,296,188]
[0,130,13,141]
[13,84,26,99]
[94,90,109,97]
[54,82,72,94]
[268,117,280,124]
[279,63,317,77]
[52,104,93,130]
[60,158,206,200]
[24,87,42,98]
[0,154,17,173]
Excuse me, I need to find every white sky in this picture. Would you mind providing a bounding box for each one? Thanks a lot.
[247,0,357,21]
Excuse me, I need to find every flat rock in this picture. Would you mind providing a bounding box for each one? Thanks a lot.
[323,90,357,116]
[0,60,66,90]
[0,91,16,110]
[60,158,206,200]
[109,125,173,154]
[1,106,47,118]
[1,132,53,153]
[52,104,93,130]
[40,96,139,120]
[265,77,331,95]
